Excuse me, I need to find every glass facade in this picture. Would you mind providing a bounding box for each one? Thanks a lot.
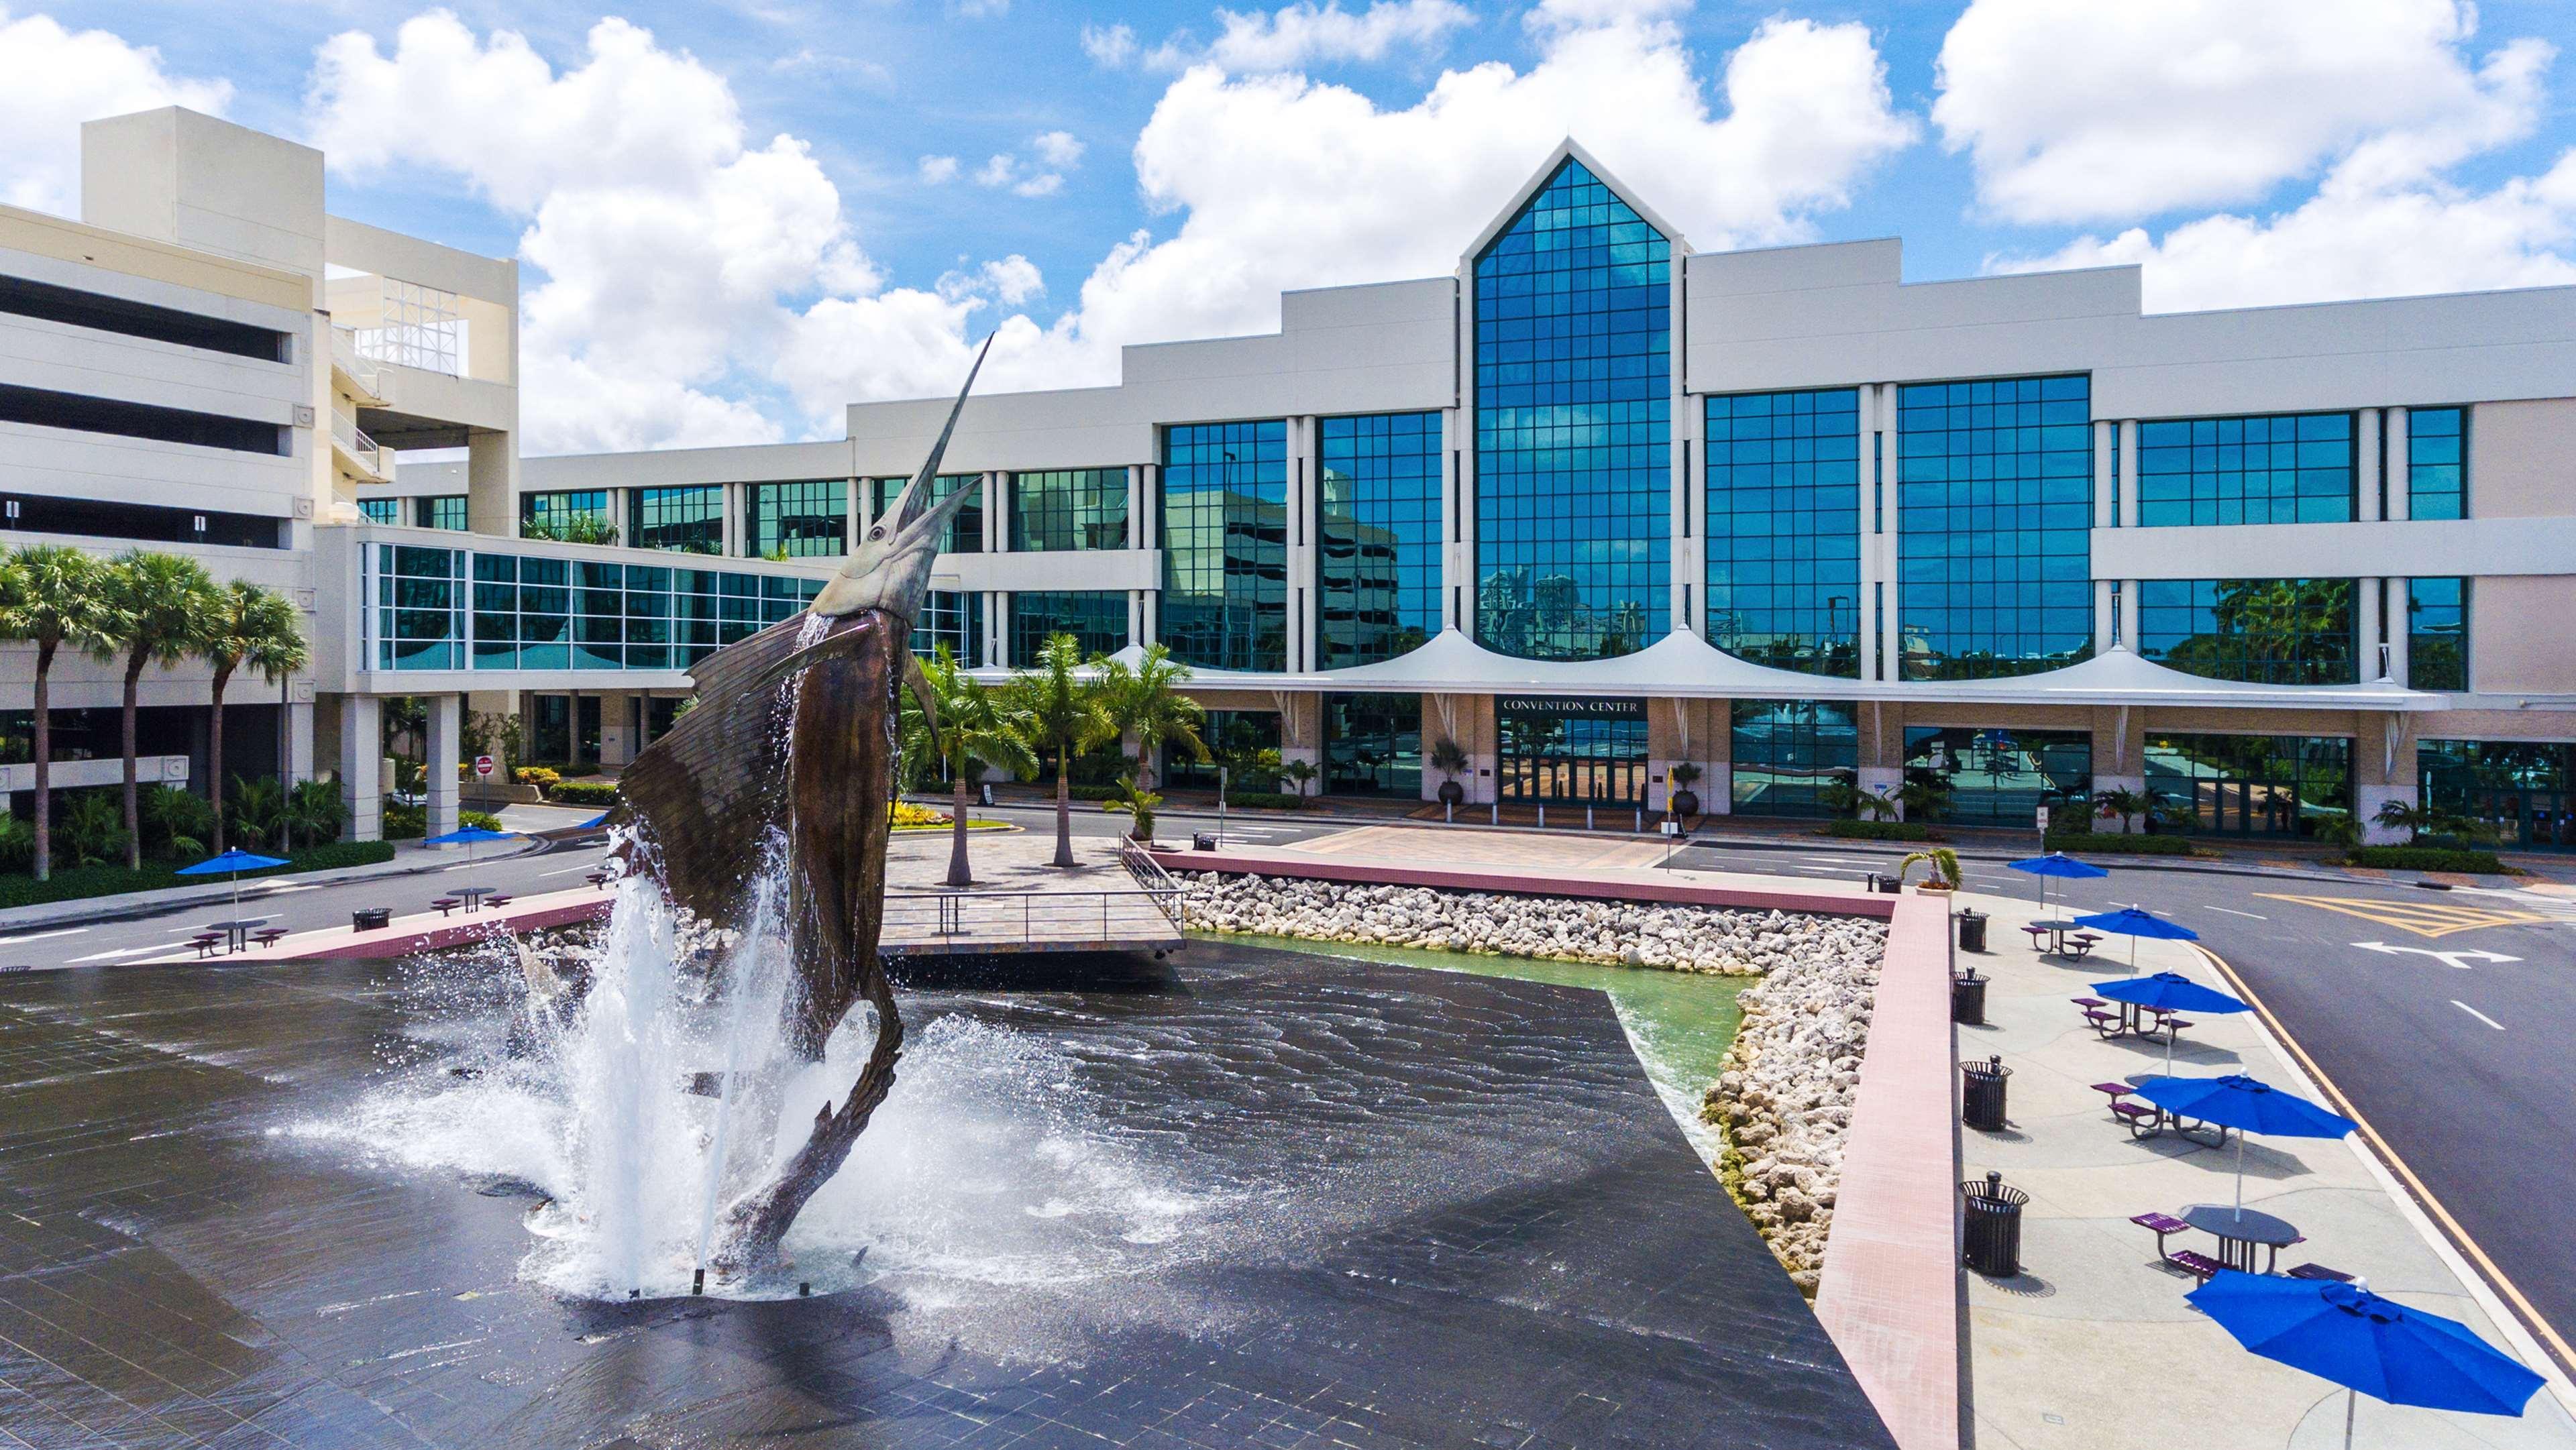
[522,490,615,542]
[911,590,983,668]
[1162,419,1287,671]
[1009,590,1128,666]
[631,484,723,555]
[1896,375,2093,679]
[2143,733,2353,839]
[872,474,983,554]
[1902,726,2091,826]
[747,480,848,559]
[1011,468,1128,551]
[1325,693,1421,797]
[2137,579,2357,685]
[2137,412,2354,526]
[1163,710,1278,793]
[1474,157,1669,661]
[1495,699,1649,805]
[2420,740,2574,850]
[1319,412,1442,668]
[372,543,816,671]
[1729,699,1858,818]
[2407,407,2465,520]
[358,497,402,524]
[1705,388,1862,676]
[2407,577,2467,691]
[417,496,468,531]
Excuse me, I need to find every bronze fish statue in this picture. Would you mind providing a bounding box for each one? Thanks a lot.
[606,339,989,1272]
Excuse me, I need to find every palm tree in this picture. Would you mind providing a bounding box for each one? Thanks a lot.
[91,550,219,869]
[2371,798,2443,843]
[1096,643,1208,792]
[0,546,106,880]
[198,581,305,852]
[1004,632,1112,868]
[906,645,1038,887]
[2092,786,2151,835]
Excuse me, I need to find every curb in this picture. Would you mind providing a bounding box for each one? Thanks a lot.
[0,839,567,934]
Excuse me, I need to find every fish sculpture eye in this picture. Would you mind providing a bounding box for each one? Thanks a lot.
[869,526,885,540]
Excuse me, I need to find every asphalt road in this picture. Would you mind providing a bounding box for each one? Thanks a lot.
[9,801,2571,1374]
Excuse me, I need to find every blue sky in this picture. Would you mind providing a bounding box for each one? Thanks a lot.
[11,0,2576,455]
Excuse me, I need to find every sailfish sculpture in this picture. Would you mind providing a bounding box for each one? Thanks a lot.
[606,339,991,1273]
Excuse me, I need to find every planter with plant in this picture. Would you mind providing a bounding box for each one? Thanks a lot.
[1102,775,1162,844]
[1277,759,1320,799]
[1430,738,1470,807]
[1667,761,1703,817]
[1898,846,1962,893]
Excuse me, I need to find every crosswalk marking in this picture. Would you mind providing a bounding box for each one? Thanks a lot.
[2251,893,2551,939]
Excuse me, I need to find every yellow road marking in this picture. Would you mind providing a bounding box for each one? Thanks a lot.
[2250,893,2551,938]
[2197,942,2576,1382]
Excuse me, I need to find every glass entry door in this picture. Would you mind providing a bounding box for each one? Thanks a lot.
[1496,700,1648,805]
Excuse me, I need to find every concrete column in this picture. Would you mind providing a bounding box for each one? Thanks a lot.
[284,695,315,788]
[1672,386,1701,637]
[1855,394,1878,681]
[2092,419,2116,655]
[466,429,515,538]
[337,694,382,842]
[1877,385,1903,681]
[565,690,586,771]
[985,592,1007,669]
[425,693,461,842]
[1290,416,1320,673]
[2358,579,2384,679]
[1859,765,1906,819]
[2116,419,2141,646]
[2356,409,2382,522]
[2385,407,2412,522]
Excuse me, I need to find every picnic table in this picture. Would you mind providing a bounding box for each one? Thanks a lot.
[2181,1203,2303,1274]
[2024,919,2102,957]
[2071,996,2195,1044]
[203,918,268,952]
[2090,1077,2231,1147]
[455,886,498,913]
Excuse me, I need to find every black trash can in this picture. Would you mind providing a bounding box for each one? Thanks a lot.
[1951,969,1988,1026]
[1191,832,1219,851]
[1867,873,1901,895]
[353,907,391,932]
[1961,1170,2027,1276]
[1957,909,1988,953]
[1961,1054,2012,1130]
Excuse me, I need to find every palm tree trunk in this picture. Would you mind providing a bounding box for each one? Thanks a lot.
[207,663,232,854]
[121,654,143,871]
[1053,746,1075,867]
[946,761,973,887]
[31,643,52,883]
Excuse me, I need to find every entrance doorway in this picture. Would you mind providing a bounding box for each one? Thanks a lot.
[1495,698,1648,806]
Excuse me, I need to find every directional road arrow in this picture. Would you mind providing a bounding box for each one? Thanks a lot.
[2353,941,2524,970]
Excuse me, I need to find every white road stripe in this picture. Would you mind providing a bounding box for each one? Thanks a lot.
[2451,1000,2506,1031]
[66,945,170,962]
[2204,906,2269,920]
[537,863,596,878]
[0,928,87,945]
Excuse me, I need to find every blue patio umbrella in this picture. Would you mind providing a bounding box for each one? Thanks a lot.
[423,824,516,867]
[176,846,291,915]
[2092,970,2253,1073]
[2008,852,2108,916]
[2187,1270,2544,1447]
[579,814,608,830]
[2072,905,2199,974]
[2128,1072,2355,1215]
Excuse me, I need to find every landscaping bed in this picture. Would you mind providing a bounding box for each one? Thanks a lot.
[2345,845,2509,873]
[2043,829,2201,856]
[0,841,399,909]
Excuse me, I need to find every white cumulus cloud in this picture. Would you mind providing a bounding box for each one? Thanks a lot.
[1081,22,1138,68]
[0,6,232,215]
[1188,0,1474,73]
[1935,0,2550,224]
[918,154,960,184]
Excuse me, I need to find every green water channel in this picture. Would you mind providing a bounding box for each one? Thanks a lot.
[1192,930,1748,1162]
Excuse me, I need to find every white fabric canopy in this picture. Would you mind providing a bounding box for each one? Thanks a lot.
[971,632,2445,712]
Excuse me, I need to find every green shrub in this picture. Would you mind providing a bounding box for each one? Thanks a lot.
[1222,791,1303,810]
[0,840,396,911]
[59,791,127,867]
[140,784,217,860]
[1823,819,1933,841]
[384,803,426,840]
[462,809,505,832]
[2045,829,2197,856]
[548,781,619,807]
[1067,783,1124,803]
[2345,846,2507,873]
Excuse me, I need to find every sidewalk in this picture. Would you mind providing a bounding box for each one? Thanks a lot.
[1952,885,2576,1448]
[0,838,553,934]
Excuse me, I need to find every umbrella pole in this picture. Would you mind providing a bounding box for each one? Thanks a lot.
[2235,1132,2246,1219]
[2345,1386,2355,1450]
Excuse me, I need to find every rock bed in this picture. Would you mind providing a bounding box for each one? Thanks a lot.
[1177,871,1886,1285]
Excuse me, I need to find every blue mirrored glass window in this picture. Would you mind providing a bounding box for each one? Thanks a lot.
[417,496,467,530]
[1896,374,2093,679]
[1474,158,1669,661]
[1011,468,1128,551]
[2419,740,2574,850]
[910,589,984,668]
[2144,733,2351,839]
[2137,412,2353,526]
[521,489,616,544]
[747,480,848,558]
[1325,693,1421,797]
[631,485,722,555]
[1705,388,1861,677]
[1902,726,2091,826]
[1729,699,1857,818]
[1162,419,1287,671]
[1010,590,1128,665]
[871,474,984,554]
[2137,579,2356,684]
[2408,576,2467,690]
[2408,407,2465,520]
[358,497,401,524]
[1320,412,1441,668]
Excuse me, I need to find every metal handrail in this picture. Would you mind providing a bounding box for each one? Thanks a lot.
[1117,840,1187,930]
[879,884,1184,946]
